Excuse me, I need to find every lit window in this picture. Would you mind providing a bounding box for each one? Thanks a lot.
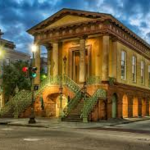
[141,61,144,84]
[148,65,150,87]
[132,56,136,82]
[121,51,126,80]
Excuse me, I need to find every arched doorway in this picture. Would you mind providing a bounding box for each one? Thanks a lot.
[56,95,68,117]
[142,99,146,117]
[122,95,128,118]
[133,98,138,117]
[112,94,117,118]
[44,93,67,118]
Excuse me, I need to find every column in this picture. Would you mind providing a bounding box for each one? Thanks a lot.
[34,44,41,85]
[102,35,110,81]
[45,44,52,77]
[146,99,149,116]
[52,42,58,76]
[79,37,86,83]
[117,94,123,118]
[112,38,117,78]
[138,99,142,117]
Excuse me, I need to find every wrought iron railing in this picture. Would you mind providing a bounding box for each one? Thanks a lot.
[35,75,62,97]
[86,76,101,85]
[63,90,83,117]
[81,89,106,122]
[0,75,102,118]
[13,90,32,118]
[63,75,80,93]
[0,90,32,118]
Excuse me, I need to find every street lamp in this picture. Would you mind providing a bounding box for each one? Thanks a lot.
[59,83,63,121]
[0,47,4,110]
[28,44,37,124]
[63,56,67,76]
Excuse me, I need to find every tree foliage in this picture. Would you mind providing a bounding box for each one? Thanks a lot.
[2,60,31,101]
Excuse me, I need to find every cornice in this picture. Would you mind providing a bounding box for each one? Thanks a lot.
[34,20,150,60]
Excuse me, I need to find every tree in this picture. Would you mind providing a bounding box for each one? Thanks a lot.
[2,60,31,102]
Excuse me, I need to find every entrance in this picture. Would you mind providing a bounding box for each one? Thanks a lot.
[72,50,89,83]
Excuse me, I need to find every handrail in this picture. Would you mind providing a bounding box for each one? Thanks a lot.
[63,90,83,117]
[0,90,31,118]
[0,75,82,117]
[81,89,106,121]
[63,75,80,93]
[86,76,101,85]
[35,75,62,97]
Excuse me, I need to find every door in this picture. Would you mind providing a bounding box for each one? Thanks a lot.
[72,50,89,83]
[72,51,80,83]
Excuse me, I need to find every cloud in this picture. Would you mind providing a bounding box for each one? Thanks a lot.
[0,0,150,55]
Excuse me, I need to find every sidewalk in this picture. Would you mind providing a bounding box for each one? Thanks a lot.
[0,117,150,129]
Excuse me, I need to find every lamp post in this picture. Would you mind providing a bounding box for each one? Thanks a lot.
[28,44,37,124]
[0,86,2,111]
[58,56,67,120]
[59,82,63,120]
[0,48,4,110]
[63,56,67,76]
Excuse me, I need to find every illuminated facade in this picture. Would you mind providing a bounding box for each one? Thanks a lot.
[26,9,150,122]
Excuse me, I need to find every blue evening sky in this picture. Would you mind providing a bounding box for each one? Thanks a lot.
[0,0,150,55]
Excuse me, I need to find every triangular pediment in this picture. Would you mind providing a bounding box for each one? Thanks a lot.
[27,8,109,34]
[45,15,94,29]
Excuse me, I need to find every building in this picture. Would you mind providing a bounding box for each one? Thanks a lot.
[0,29,30,110]
[26,8,150,122]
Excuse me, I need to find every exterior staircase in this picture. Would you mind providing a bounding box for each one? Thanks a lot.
[80,89,107,122]
[63,99,84,122]
[0,75,107,122]
[0,75,81,118]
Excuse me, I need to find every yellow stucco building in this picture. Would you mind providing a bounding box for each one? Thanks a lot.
[25,8,150,122]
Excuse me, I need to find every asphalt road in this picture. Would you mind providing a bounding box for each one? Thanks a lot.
[0,124,150,150]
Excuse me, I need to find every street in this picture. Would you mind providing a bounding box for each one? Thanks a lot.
[1,120,150,150]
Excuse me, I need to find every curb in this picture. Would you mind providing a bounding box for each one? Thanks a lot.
[0,118,150,129]
[0,122,49,128]
[109,118,150,126]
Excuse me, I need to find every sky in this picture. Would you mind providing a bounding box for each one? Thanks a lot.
[0,0,150,55]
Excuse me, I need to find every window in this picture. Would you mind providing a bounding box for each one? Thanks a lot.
[148,65,150,87]
[141,61,144,84]
[121,51,126,80]
[132,56,136,82]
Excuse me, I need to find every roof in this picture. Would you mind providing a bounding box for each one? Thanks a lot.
[27,8,150,49]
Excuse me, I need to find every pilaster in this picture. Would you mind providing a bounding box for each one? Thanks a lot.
[45,44,52,77]
[102,35,110,81]
[52,42,59,76]
[79,37,86,83]
[34,44,41,85]
[112,37,118,78]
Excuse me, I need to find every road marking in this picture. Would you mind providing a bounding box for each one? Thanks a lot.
[23,138,41,142]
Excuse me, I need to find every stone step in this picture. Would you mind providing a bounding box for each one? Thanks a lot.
[62,115,82,122]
